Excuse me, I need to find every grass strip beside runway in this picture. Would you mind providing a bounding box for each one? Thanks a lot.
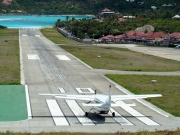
[60,46,180,72]
[106,74,180,116]
[1,130,180,135]
[0,29,20,85]
[0,85,28,121]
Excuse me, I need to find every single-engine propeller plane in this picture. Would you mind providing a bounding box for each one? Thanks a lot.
[39,85,162,117]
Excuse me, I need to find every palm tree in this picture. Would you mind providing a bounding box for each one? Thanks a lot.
[66,15,69,22]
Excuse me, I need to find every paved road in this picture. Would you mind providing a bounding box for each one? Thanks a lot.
[0,29,179,133]
[96,44,180,62]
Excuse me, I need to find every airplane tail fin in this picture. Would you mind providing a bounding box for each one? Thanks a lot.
[108,85,111,107]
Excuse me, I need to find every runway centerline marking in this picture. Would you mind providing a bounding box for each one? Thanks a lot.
[35,35,40,37]
[65,100,95,126]
[27,54,40,60]
[56,55,71,60]
[46,99,69,126]
[117,101,159,126]
[76,88,95,94]
[58,87,66,93]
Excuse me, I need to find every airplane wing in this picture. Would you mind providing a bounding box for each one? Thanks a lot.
[112,94,162,102]
[39,93,95,101]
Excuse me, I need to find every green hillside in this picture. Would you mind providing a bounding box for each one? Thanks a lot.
[0,0,180,15]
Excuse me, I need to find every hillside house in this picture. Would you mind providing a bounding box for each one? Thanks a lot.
[172,15,180,19]
[169,32,180,43]
[102,35,115,43]
[2,0,12,4]
[98,8,115,18]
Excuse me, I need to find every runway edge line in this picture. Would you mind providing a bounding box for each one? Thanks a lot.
[25,85,32,119]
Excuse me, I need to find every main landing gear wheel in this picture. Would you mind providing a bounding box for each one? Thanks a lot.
[112,112,115,117]
[85,112,88,117]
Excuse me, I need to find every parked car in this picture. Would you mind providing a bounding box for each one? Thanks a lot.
[175,44,180,49]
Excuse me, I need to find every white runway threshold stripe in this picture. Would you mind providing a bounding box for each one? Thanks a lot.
[117,101,159,126]
[109,108,133,125]
[65,100,95,126]
[58,87,66,93]
[46,99,69,126]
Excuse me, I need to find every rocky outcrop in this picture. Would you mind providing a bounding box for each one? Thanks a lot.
[135,25,154,32]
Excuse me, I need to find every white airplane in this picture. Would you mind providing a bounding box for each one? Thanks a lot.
[39,85,162,117]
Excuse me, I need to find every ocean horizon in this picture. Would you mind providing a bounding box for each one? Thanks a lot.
[0,15,94,28]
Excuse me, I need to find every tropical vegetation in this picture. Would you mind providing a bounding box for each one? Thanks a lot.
[55,18,180,39]
[0,0,179,16]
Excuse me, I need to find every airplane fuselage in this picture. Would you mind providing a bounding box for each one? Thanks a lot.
[94,94,110,114]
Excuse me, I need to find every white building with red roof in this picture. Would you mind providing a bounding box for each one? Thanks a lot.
[98,8,115,18]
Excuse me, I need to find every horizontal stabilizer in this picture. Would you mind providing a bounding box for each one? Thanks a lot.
[83,103,104,107]
[111,103,136,107]
[39,93,64,96]
[83,103,136,107]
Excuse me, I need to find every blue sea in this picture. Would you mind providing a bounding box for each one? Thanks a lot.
[0,15,94,28]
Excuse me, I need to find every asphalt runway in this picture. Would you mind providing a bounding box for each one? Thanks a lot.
[0,29,179,133]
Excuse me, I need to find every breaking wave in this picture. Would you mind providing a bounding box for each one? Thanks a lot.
[0,18,24,21]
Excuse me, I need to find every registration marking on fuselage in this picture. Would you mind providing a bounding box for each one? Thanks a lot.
[65,100,95,125]
[109,108,134,125]
[27,54,40,60]
[117,101,159,126]
[56,55,71,60]
[46,99,69,126]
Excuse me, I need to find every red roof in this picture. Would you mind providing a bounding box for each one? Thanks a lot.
[151,32,168,39]
[125,31,136,36]
[114,35,123,39]
[2,0,12,4]
[145,32,153,38]
[135,32,145,36]
[170,32,180,38]
[102,36,109,39]
[102,8,111,12]
[106,35,114,38]
[118,18,126,22]
[102,35,115,39]
[125,31,145,37]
